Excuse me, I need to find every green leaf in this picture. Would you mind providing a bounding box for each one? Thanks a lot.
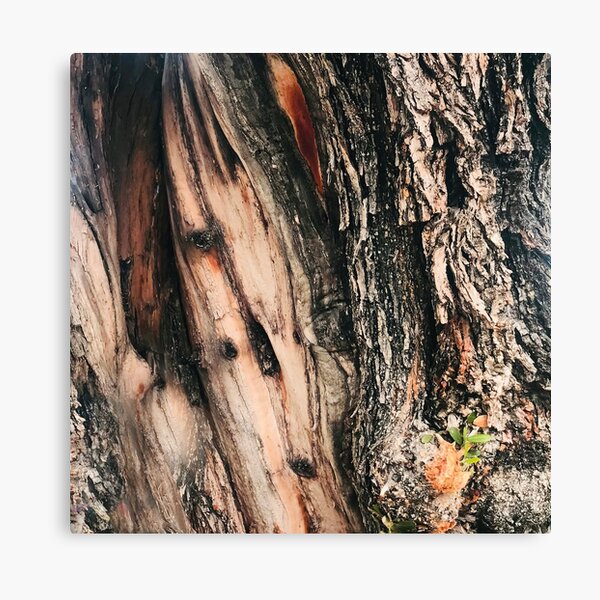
[382,515,393,530]
[466,433,493,444]
[465,447,480,458]
[390,520,417,533]
[449,427,463,445]
[462,456,480,465]
[467,411,477,424]
[420,433,434,444]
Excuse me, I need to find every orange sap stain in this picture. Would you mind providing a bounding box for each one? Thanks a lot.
[205,250,221,274]
[268,57,323,195]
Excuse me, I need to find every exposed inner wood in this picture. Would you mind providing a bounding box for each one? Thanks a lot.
[162,55,357,532]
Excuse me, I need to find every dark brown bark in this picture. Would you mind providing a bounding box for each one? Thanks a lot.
[71,53,550,533]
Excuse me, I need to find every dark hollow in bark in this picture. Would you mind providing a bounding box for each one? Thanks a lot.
[70,53,550,534]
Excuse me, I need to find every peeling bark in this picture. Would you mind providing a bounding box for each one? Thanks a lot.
[71,53,550,533]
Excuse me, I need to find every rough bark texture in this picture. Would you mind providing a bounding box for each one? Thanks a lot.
[70,53,550,533]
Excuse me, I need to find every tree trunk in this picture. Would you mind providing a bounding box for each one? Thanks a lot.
[70,53,550,533]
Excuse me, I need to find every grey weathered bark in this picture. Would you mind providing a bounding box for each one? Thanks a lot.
[70,53,550,533]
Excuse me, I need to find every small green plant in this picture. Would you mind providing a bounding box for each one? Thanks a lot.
[421,411,493,470]
[368,504,417,533]
[450,411,492,469]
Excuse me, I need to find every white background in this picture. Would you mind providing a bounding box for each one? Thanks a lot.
[1,1,598,597]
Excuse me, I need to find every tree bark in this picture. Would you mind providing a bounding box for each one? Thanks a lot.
[70,53,550,533]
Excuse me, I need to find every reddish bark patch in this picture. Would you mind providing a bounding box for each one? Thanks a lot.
[425,441,470,494]
[205,250,221,274]
[433,520,456,534]
[452,317,474,380]
[268,57,323,195]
